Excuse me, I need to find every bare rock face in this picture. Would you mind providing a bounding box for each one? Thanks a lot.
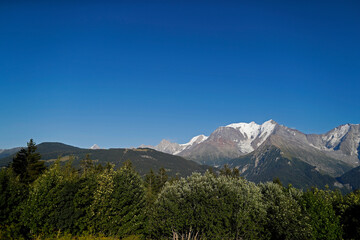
[152,139,183,154]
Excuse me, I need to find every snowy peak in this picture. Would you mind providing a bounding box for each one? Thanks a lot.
[223,119,277,153]
[146,134,208,155]
[226,119,276,139]
[180,135,208,147]
[90,144,100,150]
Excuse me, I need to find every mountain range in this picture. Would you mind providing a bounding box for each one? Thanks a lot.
[143,120,360,190]
[1,120,359,191]
[0,142,208,177]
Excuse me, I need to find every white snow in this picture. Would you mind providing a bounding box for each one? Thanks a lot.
[180,134,208,147]
[322,124,350,148]
[172,135,209,155]
[90,144,101,150]
[226,119,276,153]
[173,134,208,155]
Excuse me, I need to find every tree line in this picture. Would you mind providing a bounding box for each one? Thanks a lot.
[0,140,360,239]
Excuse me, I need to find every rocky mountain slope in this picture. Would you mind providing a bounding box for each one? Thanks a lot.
[144,120,360,178]
[227,145,338,190]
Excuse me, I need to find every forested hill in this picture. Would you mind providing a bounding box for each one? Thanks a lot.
[0,142,209,176]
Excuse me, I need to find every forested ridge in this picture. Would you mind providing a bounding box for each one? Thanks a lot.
[1,140,360,239]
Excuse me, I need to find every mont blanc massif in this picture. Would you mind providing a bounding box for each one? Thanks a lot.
[142,120,360,191]
[1,120,360,191]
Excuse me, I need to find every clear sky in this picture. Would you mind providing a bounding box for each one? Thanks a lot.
[1,1,359,149]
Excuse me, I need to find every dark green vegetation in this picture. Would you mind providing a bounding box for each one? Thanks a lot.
[0,142,208,177]
[1,140,360,239]
[11,139,46,184]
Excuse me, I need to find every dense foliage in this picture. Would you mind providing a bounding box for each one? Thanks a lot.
[1,140,360,239]
[150,172,266,239]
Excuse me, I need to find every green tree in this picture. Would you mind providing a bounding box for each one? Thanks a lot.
[11,139,46,184]
[301,188,342,240]
[219,164,232,177]
[90,161,146,237]
[144,169,157,205]
[151,171,267,239]
[72,171,98,235]
[220,164,241,178]
[155,167,168,193]
[260,182,312,240]
[0,168,29,239]
[339,190,360,240]
[21,161,81,236]
[272,177,283,187]
[80,154,94,174]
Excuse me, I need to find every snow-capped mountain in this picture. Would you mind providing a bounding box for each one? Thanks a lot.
[144,120,277,163]
[141,135,208,155]
[223,119,276,153]
[143,120,360,176]
[90,144,101,150]
[177,120,278,165]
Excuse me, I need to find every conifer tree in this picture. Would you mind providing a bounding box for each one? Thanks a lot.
[144,169,157,204]
[155,167,168,193]
[11,139,46,184]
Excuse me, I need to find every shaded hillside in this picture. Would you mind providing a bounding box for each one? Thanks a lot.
[0,147,22,160]
[0,142,209,176]
[338,166,360,190]
[228,145,340,190]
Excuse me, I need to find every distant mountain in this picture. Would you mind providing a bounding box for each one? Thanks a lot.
[0,142,208,176]
[0,147,22,161]
[144,120,360,178]
[140,135,208,155]
[90,144,101,150]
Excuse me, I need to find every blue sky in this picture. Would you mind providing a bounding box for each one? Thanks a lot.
[1,1,359,149]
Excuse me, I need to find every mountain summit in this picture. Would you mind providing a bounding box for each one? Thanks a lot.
[144,120,278,163]
[90,144,101,150]
[141,134,208,155]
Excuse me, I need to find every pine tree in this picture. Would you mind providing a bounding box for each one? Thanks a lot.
[145,169,157,204]
[154,167,168,193]
[11,139,46,184]
[80,154,94,174]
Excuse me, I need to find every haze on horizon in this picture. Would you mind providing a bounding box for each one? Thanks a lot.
[1,1,359,149]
